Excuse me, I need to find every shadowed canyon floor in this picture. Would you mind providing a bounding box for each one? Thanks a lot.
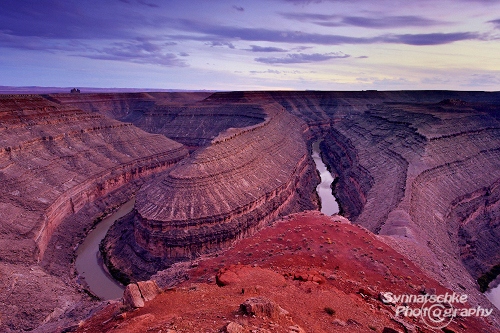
[0,91,499,332]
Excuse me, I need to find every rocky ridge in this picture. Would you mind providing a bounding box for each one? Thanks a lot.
[77,212,498,333]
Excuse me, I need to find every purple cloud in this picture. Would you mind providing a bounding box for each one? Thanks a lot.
[170,20,480,46]
[205,41,236,49]
[137,0,159,8]
[232,5,245,11]
[386,32,479,45]
[79,40,188,66]
[246,45,288,52]
[250,69,282,74]
[281,13,446,28]
[255,52,349,64]
[489,19,500,28]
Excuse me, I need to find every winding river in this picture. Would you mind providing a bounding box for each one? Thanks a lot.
[311,139,500,311]
[312,140,339,215]
[75,199,134,300]
[76,141,340,300]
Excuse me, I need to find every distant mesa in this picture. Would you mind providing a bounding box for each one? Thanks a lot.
[70,88,81,93]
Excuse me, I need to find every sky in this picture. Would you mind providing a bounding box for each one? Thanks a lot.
[1,0,500,91]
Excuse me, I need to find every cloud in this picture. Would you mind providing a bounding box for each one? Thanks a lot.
[137,0,159,8]
[170,19,481,46]
[246,45,288,52]
[250,69,282,74]
[385,32,479,45]
[467,73,500,86]
[282,0,500,4]
[0,1,152,41]
[281,13,447,28]
[78,39,188,66]
[488,19,500,28]
[179,52,189,56]
[232,5,245,11]
[205,41,236,48]
[255,52,349,64]
[421,77,451,84]
[283,0,323,4]
[292,46,313,51]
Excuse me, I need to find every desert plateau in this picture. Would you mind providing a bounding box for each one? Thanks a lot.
[0,90,499,333]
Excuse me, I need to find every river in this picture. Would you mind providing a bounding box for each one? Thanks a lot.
[486,280,500,310]
[312,140,339,215]
[75,199,135,300]
[75,142,340,299]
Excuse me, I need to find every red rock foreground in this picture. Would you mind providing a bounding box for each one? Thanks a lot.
[77,212,497,333]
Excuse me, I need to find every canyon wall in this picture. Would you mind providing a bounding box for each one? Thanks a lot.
[102,103,319,282]
[2,90,500,331]
[0,94,188,262]
[248,92,500,299]
[49,92,266,148]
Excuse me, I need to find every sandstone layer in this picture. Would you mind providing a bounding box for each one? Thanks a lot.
[49,92,266,148]
[246,91,500,314]
[102,103,319,282]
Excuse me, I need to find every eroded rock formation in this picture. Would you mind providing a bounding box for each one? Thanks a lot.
[254,91,500,309]
[49,92,267,148]
[0,94,188,331]
[102,103,319,282]
[77,212,498,333]
[0,94,188,261]
[1,90,500,332]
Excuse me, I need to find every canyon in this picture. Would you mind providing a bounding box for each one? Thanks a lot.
[0,91,499,332]
[101,103,318,283]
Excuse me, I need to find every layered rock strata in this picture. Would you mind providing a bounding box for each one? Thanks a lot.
[102,104,319,282]
[2,90,500,332]
[267,93,500,302]
[0,95,188,261]
[0,94,189,331]
[211,91,500,312]
[49,92,267,148]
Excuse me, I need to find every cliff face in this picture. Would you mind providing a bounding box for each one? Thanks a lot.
[102,103,319,282]
[50,92,267,148]
[0,95,188,262]
[0,94,190,331]
[252,91,500,301]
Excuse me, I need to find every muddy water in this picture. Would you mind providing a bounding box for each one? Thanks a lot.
[75,199,135,300]
[312,141,339,215]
